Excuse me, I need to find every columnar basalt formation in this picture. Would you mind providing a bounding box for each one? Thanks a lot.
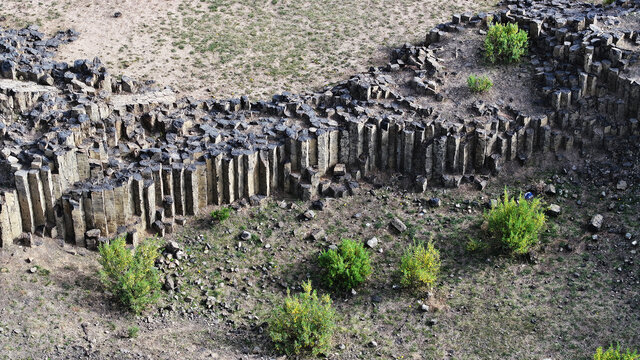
[1,0,639,249]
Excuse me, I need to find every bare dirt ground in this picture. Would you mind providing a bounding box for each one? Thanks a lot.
[1,153,638,359]
[0,0,496,99]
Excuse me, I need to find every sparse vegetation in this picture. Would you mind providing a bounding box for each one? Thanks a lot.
[127,326,140,339]
[98,237,162,314]
[465,237,488,252]
[485,189,546,255]
[484,22,529,64]
[268,281,335,356]
[399,241,441,289]
[594,344,640,360]
[211,207,232,222]
[317,238,372,291]
[467,74,493,93]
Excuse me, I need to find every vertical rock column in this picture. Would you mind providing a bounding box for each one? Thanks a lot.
[364,124,377,174]
[316,130,329,176]
[172,164,185,216]
[27,170,47,231]
[0,190,22,248]
[184,165,199,216]
[244,151,258,198]
[258,150,271,197]
[14,170,34,233]
[222,157,235,204]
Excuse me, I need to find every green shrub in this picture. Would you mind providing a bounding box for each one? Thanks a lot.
[269,281,335,356]
[211,207,232,222]
[603,0,615,5]
[484,23,528,64]
[485,189,546,255]
[467,74,493,93]
[98,237,161,314]
[594,344,640,360]
[317,239,372,291]
[399,241,441,289]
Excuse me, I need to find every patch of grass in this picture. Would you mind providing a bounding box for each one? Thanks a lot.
[35,265,50,277]
[465,237,488,253]
[211,207,232,222]
[127,326,140,339]
[467,74,493,93]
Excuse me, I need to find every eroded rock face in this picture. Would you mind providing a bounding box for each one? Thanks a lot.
[1,0,640,249]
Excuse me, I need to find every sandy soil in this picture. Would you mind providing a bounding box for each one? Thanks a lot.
[0,0,497,99]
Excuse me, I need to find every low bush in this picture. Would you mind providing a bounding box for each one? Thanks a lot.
[484,22,528,64]
[603,0,615,5]
[467,74,493,93]
[485,189,546,255]
[317,239,371,291]
[211,207,232,222]
[594,344,639,360]
[399,241,441,289]
[98,237,161,314]
[268,281,335,356]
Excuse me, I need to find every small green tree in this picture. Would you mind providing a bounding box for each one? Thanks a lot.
[467,74,494,93]
[317,239,372,291]
[594,344,640,360]
[399,241,441,289]
[98,237,161,314]
[485,189,546,255]
[484,23,529,64]
[269,281,336,356]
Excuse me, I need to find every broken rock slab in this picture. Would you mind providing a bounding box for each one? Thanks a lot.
[390,217,407,233]
[589,214,603,232]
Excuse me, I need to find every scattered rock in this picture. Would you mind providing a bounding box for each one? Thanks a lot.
[166,241,182,254]
[546,204,561,217]
[311,200,325,211]
[589,214,603,232]
[301,210,316,221]
[239,231,252,241]
[366,237,379,248]
[616,180,628,190]
[390,217,407,233]
[308,229,326,241]
[545,184,556,195]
